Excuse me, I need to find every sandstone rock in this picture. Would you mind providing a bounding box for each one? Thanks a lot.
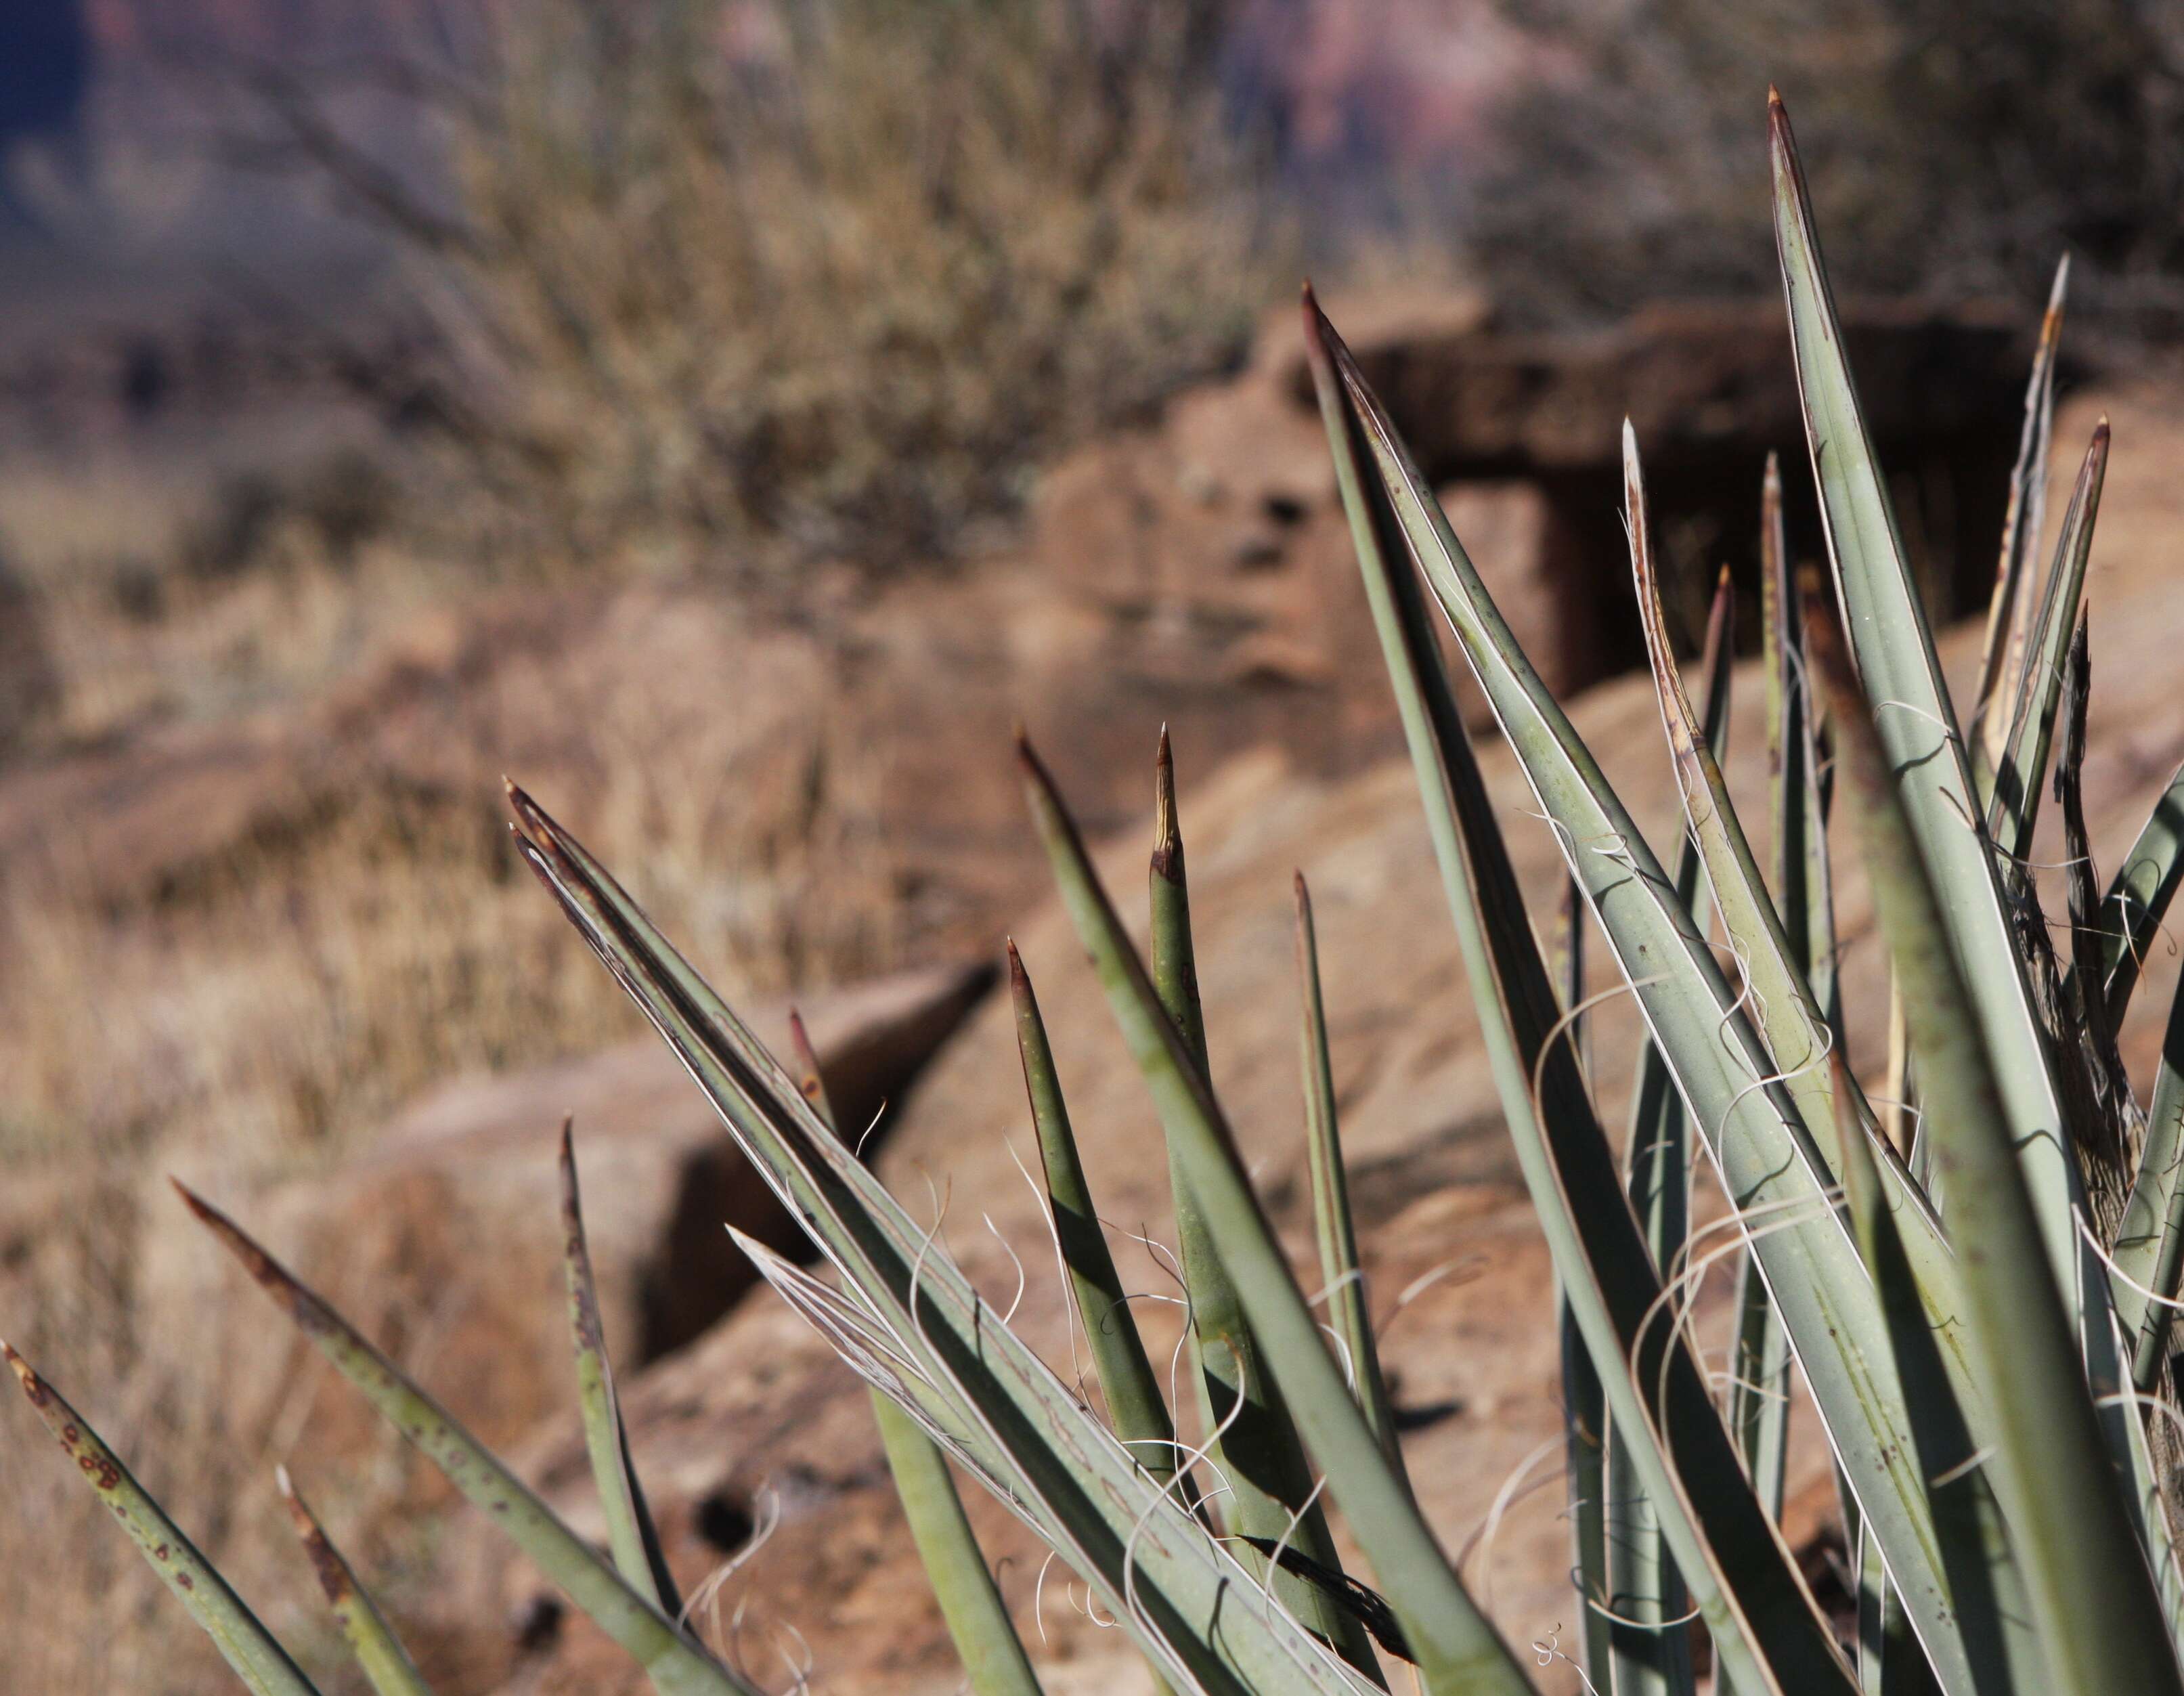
[1280,296,2028,477]
[1437,478,1609,703]
[1276,295,2036,627]
[1254,285,1496,400]
[0,285,1637,976]
[1015,301,1615,729]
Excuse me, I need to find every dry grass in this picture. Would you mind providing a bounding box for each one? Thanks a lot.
[0,684,902,1171]
[0,441,908,1691]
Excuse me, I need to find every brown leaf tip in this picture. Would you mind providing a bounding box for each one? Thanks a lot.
[786,1008,827,1101]
[173,1179,328,1333]
[1299,281,1333,366]
[2,1340,45,1408]
[278,1472,353,1605]
[505,781,548,831]
[1152,727,1183,873]
[558,1122,586,1246]
[1004,937,1028,987]
[1013,724,1045,783]
[1768,85,1795,149]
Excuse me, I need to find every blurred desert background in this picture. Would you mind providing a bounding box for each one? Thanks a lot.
[4,2,2184,1691]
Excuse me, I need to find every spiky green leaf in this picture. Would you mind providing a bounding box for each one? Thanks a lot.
[508,788,1375,1696]
[1304,288,1852,1696]
[1973,255,2069,780]
[1806,599,2184,1696]
[1769,86,2092,1320]
[871,1391,1045,1696]
[1987,423,2110,862]
[4,1343,320,1696]
[559,1122,681,1619]
[175,1186,755,1696]
[1007,942,1185,1498]
[1148,736,1369,1668]
[790,1002,1045,1696]
[1295,873,1405,1477]
[1020,733,1527,1696]
[1333,290,1980,1693]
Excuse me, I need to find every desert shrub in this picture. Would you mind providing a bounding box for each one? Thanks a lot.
[181,451,397,582]
[244,0,1282,588]
[1475,0,2184,332]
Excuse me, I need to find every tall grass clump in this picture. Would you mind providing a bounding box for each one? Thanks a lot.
[20,89,2184,1696]
[250,0,1278,585]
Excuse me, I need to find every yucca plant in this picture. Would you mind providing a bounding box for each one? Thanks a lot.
[15,87,2184,1696]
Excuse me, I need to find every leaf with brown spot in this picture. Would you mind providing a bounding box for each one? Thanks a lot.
[175,1183,756,1696]
[3,1341,320,1695]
